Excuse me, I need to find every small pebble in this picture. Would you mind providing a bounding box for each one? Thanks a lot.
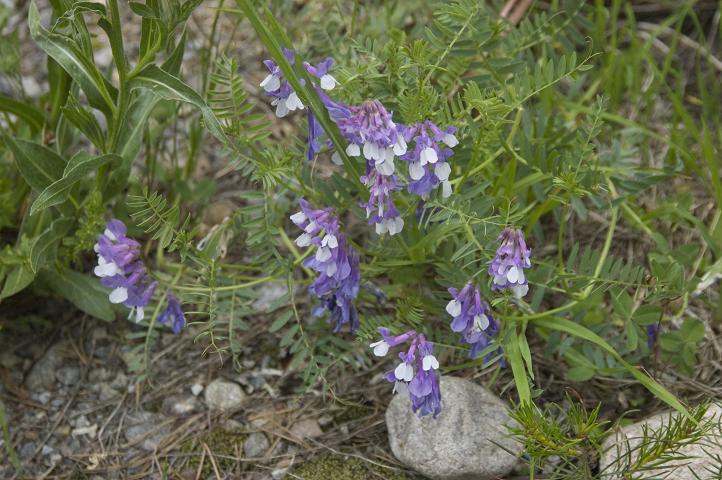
[191,383,204,396]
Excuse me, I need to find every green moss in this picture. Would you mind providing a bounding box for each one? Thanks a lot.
[291,454,413,480]
[180,425,247,476]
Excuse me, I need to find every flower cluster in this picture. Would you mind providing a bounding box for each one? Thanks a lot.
[93,220,186,334]
[446,282,500,359]
[158,292,186,334]
[291,199,361,333]
[400,121,458,199]
[93,220,157,322]
[260,48,304,118]
[370,327,442,417]
[489,227,532,298]
[360,166,404,235]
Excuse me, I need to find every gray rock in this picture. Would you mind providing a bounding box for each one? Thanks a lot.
[124,411,172,452]
[55,366,80,386]
[253,283,288,312]
[289,418,323,441]
[25,342,66,390]
[204,379,245,412]
[385,376,521,480]
[0,352,21,368]
[89,368,111,383]
[98,383,119,401]
[599,404,722,479]
[244,432,270,458]
[161,394,203,417]
[19,442,35,459]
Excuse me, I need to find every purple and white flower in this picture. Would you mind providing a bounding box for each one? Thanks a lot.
[158,291,186,334]
[290,199,361,333]
[360,167,404,235]
[446,282,500,359]
[371,327,442,417]
[260,48,304,118]
[94,220,157,322]
[335,99,407,177]
[400,122,457,199]
[489,228,532,298]
[304,58,339,91]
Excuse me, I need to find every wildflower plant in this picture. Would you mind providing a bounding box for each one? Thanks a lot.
[1,0,719,464]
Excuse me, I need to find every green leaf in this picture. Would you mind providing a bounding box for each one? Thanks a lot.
[506,331,532,405]
[269,310,292,332]
[0,94,45,131]
[534,317,693,421]
[60,95,105,149]
[235,0,362,184]
[29,217,73,273]
[3,136,64,191]
[0,264,35,300]
[30,152,119,216]
[128,64,227,144]
[28,1,115,115]
[40,269,115,321]
[566,365,596,382]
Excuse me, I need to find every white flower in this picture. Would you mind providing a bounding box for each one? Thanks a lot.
[315,246,332,262]
[346,143,361,156]
[443,133,458,147]
[409,162,425,180]
[394,362,414,382]
[473,313,489,331]
[290,211,307,224]
[434,162,451,181]
[442,180,452,198]
[295,233,312,247]
[94,256,120,277]
[422,354,439,371]
[319,74,338,90]
[331,152,343,165]
[285,92,304,111]
[446,299,462,317]
[420,147,438,165]
[109,287,128,304]
[370,340,390,357]
[260,74,281,92]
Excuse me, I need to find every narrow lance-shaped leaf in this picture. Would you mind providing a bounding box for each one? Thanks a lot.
[0,95,45,131]
[3,136,65,191]
[235,0,362,183]
[28,1,115,115]
[40,269,115,321]
[30,152,120,216]
[128,64,228,144]
[534,317,693,422]
[29,217,74,273]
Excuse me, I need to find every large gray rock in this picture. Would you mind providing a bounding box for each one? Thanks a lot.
[385,376,521,480]
[204,378,245,412]
[600,404,722,479]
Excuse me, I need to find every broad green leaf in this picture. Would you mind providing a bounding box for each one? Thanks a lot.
[128,64,227,143]
[29,152,119,215]
[0,264,34,300]
[0,95,45,131]
[3,136,64,191]
[41,269,115,321]
[29,217,73,273]
[566,365,596,382]
[535,317,692,421]
[28,1,115,115]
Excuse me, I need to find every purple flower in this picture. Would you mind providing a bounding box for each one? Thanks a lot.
[290,199,361,333]
[400,122,458,199]
[94,220,157,322]
[446,282,500,359]
[158,292,186,334]
[304,57,339,91]
[336,99,407,176]
[371,327,442,417]
[260,48,304,118]
[489,228,532,298]
[646,323,660,349]
[360,166,404,235]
